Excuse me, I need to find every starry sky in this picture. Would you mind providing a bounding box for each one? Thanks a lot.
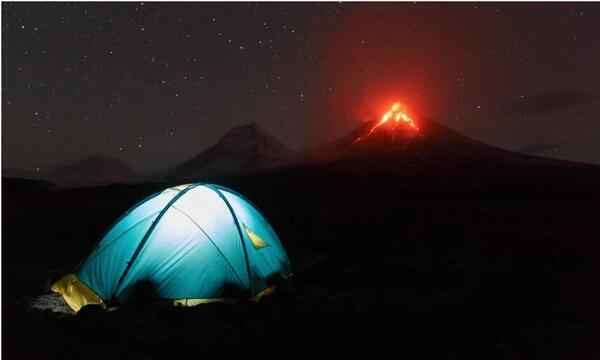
[2,2,599,173]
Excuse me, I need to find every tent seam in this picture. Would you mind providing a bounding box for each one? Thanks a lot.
[113,183,201,300]
[170,205,246,287]
[75,190,164,271]
[83,209,163,262]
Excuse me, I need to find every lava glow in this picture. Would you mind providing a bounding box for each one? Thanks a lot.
[354,102,419,144]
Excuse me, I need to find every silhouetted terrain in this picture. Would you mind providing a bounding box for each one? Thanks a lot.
[3,119,600,359]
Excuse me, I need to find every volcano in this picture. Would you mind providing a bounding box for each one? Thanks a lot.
[168,122,298,181]
[307,102,595,185]
[313,114,511,163]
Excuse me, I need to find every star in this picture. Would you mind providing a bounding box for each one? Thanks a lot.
[4,2,600,174]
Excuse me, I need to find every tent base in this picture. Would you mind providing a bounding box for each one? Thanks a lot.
[51,274,280,313]
[172,286,277,307]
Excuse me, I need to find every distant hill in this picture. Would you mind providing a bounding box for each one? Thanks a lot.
[1,177,55,193]
[166,123,299,181]
[42,154,138,188]
[2,167,45,181]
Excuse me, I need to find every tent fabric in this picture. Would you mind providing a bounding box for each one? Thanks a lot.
[52,183,291,312]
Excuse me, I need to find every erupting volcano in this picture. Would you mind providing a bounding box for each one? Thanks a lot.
[353,102,419,144]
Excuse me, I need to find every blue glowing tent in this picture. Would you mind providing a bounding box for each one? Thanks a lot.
[51,183,292,312]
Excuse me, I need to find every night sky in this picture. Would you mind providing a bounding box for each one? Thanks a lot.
[3,2,599,173]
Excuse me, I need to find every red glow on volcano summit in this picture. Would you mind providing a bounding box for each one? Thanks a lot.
[353,102,419,144]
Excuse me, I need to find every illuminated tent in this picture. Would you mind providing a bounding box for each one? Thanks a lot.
[51,183,292,312]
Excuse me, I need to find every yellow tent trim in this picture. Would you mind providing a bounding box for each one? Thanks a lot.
[51,274,281,311]
[162,183,192,195]
[173,298,234,306]
[173,286,277,307]
[50,274,105,313]
[251,286,275,302]
[243,224,269,249]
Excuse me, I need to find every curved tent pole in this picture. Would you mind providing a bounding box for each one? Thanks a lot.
[82,210,163,264]
[112,183,201,301]
[212,184,291,274]
[205,184,255,297]
[75,190,165,272]
[75,192,163,271]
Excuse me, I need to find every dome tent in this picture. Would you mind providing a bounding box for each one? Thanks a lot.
[51,183,292,312]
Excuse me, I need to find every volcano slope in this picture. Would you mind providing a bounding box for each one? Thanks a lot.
[3,118,600,359]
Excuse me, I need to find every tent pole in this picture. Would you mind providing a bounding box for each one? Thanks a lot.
[112,183,201,301]
[206,185,255,298]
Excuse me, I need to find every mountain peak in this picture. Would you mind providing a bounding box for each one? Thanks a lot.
[225,121,259,133]
[215,122,266,149]
[353,102,420,144]
[170,123,297,181]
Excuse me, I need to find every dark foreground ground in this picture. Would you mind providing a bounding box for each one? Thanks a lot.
[3,155,600,359]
